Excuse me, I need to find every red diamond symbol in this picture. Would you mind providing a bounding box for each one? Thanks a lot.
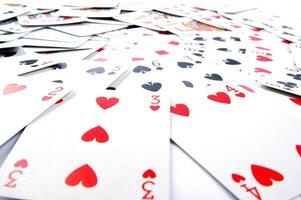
[169,41,179,46]
[155,50,169,55]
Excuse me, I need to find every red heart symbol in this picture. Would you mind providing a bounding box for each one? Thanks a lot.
[3,83,26,95]
[238,84,255,93]
[256,55,273,62]
[296,145,301,157]
[143,169,156,179]
[249,36,262,41]
[81,126,109,143]
[150,105,160,111]
[96,97,119,110]
[251,164,284,186]
[207,92,231,104]
[289,97,301,106]
[42,96,52,101]
[170,103,189,117]
[65,164,97,188]
[235,92,245,98]
[14,159,28,168]
[254,67,272,74]
[232,173,246,183]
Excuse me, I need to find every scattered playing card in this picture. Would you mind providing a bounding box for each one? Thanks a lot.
[259,68,301,96]
[17,11,86,26]
[0,88,169,200]
[171,80,301,200]
[114,11,177,31]
[0,75,72,147]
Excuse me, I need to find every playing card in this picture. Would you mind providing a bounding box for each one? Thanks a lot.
[181,32,249,72]
[155,3,204,18]
[171,142,235,200]
[171,79,301,200]
[0,19,42,33]
[0,4,29,22]
[49,22,128,37]
[92,28,182,64]
[258,11,301,43]
[114,11,178,31]
[258,68,301,96]
[0,75,71,147]
[221,9,265,29]
[0,30,28,42]
[25,8,57,16]
[0,85,169,200]
[17,11,86,26]
[119,0,154,11]
[290,43,301,68]
[19,58,129,90]
[58,7,121,18]
[244,31,295,80]
[62,0,120,8]
[0,54,62,76]
[189,10,230,29]
[23,28,90,43]
[155,17,221,36]
[22,35,108,54]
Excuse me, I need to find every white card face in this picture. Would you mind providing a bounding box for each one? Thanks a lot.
[189,10,230,29]
[119,0,154,11]
[17,37,90,49]
[170,80,301,200]
[170,143,235,200]
[92,30,182,64]
[0,5,29,22]
[23,28,90,43]
[0,20,41,33]
[0,87,169,200]
[0,54,61,76]
[0,75,72,147]
[62,0,120,8]
[49,22,128,37]
[0,31,27,42]
[244,31,295,80]
[22,35,107,53]
[58,7,121,18]
[290,43,301,68]
[19,59,129,91]
[181,32,249,74]
[258,68,301,96]
[155,4,203,18]
[17,12,86,26]
[222,9,265,29]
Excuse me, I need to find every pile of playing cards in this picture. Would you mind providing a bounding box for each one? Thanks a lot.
[1,1,301,200]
